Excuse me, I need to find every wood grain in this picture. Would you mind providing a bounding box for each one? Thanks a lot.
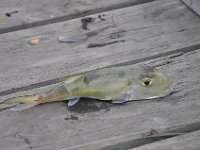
[1,0,200,94]
[0,0,155,33]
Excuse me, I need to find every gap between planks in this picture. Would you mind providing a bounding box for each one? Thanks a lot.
[130,130,200,150]
[58,121,200,150]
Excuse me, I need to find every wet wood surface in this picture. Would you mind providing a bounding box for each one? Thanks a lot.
[0,0,200,150]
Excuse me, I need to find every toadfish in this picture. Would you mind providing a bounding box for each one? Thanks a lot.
[0,65,173,111]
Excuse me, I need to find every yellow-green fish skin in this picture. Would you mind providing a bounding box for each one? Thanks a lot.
[62,65,173,101]
[1,95,39,104]
[0,65,173,109]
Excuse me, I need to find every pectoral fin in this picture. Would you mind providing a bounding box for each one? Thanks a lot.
[10,103,38,111]
[68,98,80,106]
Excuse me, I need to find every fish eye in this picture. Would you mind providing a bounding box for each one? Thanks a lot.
[142,79,152,86]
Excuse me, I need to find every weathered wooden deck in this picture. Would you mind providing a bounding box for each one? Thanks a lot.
[0,0,200,149]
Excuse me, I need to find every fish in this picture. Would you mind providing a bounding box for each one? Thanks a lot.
[0,65,173,111]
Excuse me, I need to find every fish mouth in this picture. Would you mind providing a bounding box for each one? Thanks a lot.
[131,80,174,101]
[144,81,174,100]
[125,89,173,102]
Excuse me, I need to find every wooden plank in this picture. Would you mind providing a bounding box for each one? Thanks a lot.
[0,0,155,33]
[181,0,200,16]
[52,122,200,150]
[1,0,200,94]
[0,47,200,150]
[130,130,200,150]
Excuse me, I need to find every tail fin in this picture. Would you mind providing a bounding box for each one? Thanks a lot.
[0,95,39,111]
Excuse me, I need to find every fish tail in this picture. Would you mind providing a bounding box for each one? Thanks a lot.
[0,95,41,104]
[0,95,41,111]
[0,84,70,111]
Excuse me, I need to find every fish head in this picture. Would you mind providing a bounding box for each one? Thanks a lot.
[128,66,174,100]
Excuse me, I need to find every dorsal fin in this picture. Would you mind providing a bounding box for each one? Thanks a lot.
[45,84,68,96]
[60,74,84,83]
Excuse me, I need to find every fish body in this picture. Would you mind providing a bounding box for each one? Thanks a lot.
[0,65,173,110]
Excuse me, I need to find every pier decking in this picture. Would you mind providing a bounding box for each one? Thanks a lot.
[0,0,200,149]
